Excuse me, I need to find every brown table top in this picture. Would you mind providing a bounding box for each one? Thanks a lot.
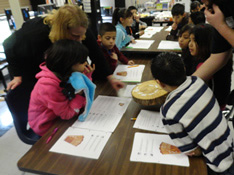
[17,58,207,175]
[121,26,181,54]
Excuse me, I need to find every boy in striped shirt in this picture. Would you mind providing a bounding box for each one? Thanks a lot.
[151,52,234,175]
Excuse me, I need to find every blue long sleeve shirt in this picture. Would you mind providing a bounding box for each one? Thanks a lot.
[115,23,131,50]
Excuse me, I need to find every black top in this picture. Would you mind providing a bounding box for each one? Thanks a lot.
[3,17,112,82]
[211,0,234,54]
[126,20,140,39]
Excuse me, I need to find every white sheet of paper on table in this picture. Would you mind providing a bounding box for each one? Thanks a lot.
[118,85,136,98]
[127,40,155,49]
[113,64,145,82]
[130,132,190,167]
[133,110,168,133]
[50,127,111,159]
[140,33,154,38]
[157,40,181,50]
[165,26,172,31]
[72,96,131,132]
[145,26,164,32]
[140,26,164,38]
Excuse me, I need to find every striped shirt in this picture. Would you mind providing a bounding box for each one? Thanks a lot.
[161,76,233,173]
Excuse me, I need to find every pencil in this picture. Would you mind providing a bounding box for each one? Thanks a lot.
[131,118,137,121]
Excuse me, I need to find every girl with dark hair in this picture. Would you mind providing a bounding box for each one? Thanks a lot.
[112,8,135,49]
[189,24,227,109]
[178,24,195,75]
[28,39,95,136]
[189,23,213,65]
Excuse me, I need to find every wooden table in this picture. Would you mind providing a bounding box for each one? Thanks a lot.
[17,57,207,175]
[121,26,181,54]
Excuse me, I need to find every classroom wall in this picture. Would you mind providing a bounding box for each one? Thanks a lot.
[0,0,31,14]
[100,0,115,9]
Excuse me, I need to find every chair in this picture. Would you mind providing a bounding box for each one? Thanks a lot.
[0,61,9,90]
[5,81,41,144]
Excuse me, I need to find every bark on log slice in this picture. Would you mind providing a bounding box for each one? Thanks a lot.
[132,80,168,106]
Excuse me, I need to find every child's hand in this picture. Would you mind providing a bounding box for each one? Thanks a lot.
[134,15,140,22]
[111,53,118,61]
[139,25,146,30]
[131,39,136,44]
[128,60,135,65]
[139,30,144,36]
[186,147,202,157]
[84,64,95,73]
[172,23,178,30]
[107,75,125,91]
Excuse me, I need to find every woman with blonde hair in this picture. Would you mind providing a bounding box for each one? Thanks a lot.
[4,4,123,91]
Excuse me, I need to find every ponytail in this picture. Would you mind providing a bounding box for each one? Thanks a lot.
[112,8,133,26]
[112,8,120,26]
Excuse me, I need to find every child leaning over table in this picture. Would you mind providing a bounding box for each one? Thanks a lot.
[97,22,134,73]
[151,52,234,175]
[28,40,96,136]
[166,3,189,41]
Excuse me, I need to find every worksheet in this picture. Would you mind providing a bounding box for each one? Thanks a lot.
[72,96,131,132]
[141,26,164,38]
[117,85,136,98]
[157,40,181,50]
[113,64,145,82]
[130,133,189,167]
[133,110,167,133]
[126,40,155,49]
[50,127,111,159]
[145,26,164,32]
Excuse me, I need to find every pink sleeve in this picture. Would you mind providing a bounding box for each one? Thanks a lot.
[84,71,93,81]
[38,83,86,120]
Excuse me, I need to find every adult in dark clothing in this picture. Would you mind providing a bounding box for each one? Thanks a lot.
[193,0,233,108]
[3,4,124,91]
[203,0,234,47]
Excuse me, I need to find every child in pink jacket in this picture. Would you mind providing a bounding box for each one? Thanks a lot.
[28,40,95,136]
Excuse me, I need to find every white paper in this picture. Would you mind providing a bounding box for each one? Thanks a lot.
[50,127,111,159]
[141,27,164,38]
[165,26,172,31]
[127,40,155,49]
[145,26,164,32]
[72,96,131,132]
[117,85,136,98]
[130,133,189,167]
[133,110,167,133]
[0,45,4,53]
[157,40,181,50]
[83,1,91,13]
[140,33,154,38]
[113,64,145,82]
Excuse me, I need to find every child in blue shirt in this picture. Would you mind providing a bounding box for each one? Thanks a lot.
[112,8,135,49]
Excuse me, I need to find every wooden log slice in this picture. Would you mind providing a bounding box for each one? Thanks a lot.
[132,80,168,107]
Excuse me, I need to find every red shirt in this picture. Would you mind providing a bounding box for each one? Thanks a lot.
[97,40,129,73]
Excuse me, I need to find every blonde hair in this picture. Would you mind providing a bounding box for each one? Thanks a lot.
[44,4,89,43]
